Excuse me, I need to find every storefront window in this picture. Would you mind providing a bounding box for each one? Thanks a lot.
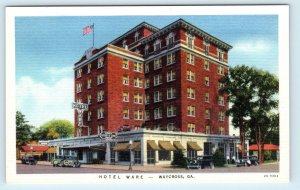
[118,151,130,162]
[134,151,141,164]
[187,148,197,160]
[159,150,171,161]
[77,150,83,160]
[147,150,155,164]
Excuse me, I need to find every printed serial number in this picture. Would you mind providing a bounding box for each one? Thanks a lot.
[264,174,279,178]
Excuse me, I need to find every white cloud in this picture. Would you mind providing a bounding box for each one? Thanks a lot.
[45,66,73,76]
[16,76,74,127]
[232,40,271,53]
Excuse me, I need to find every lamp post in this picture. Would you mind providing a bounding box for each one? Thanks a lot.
[128,140,132,171]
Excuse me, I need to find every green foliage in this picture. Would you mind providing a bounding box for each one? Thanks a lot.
[16,111,34,146]
[212,149,225,167]
[171,150,187,168]
[33,120,74,140]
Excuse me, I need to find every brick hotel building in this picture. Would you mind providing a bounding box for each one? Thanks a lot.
[48,19,246,165]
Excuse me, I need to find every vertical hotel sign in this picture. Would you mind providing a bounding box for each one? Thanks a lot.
[72,102,88,127]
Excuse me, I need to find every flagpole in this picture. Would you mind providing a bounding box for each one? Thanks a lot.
[93,23,95,47]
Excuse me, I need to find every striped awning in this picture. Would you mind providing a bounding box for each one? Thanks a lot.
[187,141,202,151]
[130,142,141,151]
[45,147,56,154]
[113,143,130,151]
[159,141,176,151]
[173,141,185,150]
[147,140,160,150]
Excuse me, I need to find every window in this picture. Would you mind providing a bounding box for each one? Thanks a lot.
[187,106,195,117]
[219,127,225,135]
[159,150,171,161]
[97,125,104,134]
[187,33,194,49]
[134,110,143,120]
[76,83,82,93]
[167,70,176,82]
[187,123,195,133]
[123,109,129,119]
[88,111,91,121]
[167,123,175,131]
[218,96,225,106]
[204,41,210,55]
[122,59,129,69]
[205,109,210,119]
[154,39,161,52]
[167,105,176,117]
[145,94,150,104]
[134,77,143,88]
[218,49,224,61]
[166,32,175,48]
[187,71,195,81]
[204,60,209,70]
[134,150,141,164]
[98,57,104,69]
[87,79,92,89]
[218,66,225,75]
[77,128,82,137]
[154,108,162,119]
[134,93,143,104]
[187,88,195,99]
[154,75,162,86]
[97,90,104,102]
[205,125,210,134]
[97,74,104,85]
[134,32,139,42]
[205,92,209,102]
[145,78,150,89]
[87,64,91,74]
[98,107,104,119]
[145,62,149,73]
[218,82,225,90]
[76,69,82,78]
[122,40,127,49]
[154,91,162,103]
[144,45,149,55]
[219,112,225,121]
[167,87,176,99]
[123,75,129,85]
[87,127,91,136]
[167,53,176,65]
[204,76,209,86]
[154,58,162,70]
[187,147,197,160]
[76,98,82,103]
[123,91,129,102]
[186,53,194,65]
[145,110,150,121]
[87,94,91,104]
[134,62,143,73]
[118,151,130,162]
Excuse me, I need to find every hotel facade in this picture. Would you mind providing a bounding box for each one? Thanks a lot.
[47,19,246,165]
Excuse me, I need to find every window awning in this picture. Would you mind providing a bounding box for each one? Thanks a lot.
[130,142,141,151]
[159,141,176,151]
[173,141,185,150]
[147,140,160,150]
[187,141,202,151]
[45,147,56,154]
[113,143,130,151]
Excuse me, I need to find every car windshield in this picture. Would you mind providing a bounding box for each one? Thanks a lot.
[56,156,64,159]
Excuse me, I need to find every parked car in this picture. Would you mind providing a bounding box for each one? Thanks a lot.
[21,155,37,165]
[186,155,214,169]
[236,155,259,167]
[52,155,81,168]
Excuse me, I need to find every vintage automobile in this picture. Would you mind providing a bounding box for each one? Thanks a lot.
[52,155,81,168]
[186,155,214,169]
[21,155,37,165]
[236,155,259,167]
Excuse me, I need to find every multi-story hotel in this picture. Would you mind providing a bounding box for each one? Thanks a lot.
[48,19,246,165]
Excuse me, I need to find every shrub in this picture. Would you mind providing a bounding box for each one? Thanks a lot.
[212,149,226,167]
[171,150,187,168]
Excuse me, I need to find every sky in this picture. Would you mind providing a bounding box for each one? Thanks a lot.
[15,15,278,133]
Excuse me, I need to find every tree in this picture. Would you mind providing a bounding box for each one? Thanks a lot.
[16,111,34,146]
[212,149,226,167]
[33,120,74,140]
[171,150,187,168]
[219,65,257,156]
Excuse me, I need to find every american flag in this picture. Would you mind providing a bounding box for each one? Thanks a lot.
[83,24,94,36]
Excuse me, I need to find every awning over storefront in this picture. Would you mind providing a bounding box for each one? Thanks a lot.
[129,142,141,151]
[147,140,160,150]
[173,141,185,150]
[113,143,130,151]
[187,141,202,151]
[45,147,56,154]
[159,141,176,151]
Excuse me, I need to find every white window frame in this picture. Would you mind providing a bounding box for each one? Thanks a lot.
[154,91,162,103]
[145,110,150,121]
[123,109,129,119]
[134,31,139,42]
[219,112,225,121]
[167,123,175,131]
[98,107,104,119]
[76,83,82,93]
[167,105,176,117]
[76,69,82,78]
[186,53,194,65]
[187,71,195,82]
[97,91,104,102]
[134,62,143,73]
[219,127,225,135]
[205,125,210,134]
[134,93,143,104]
[205,92,209,102]
[186,33,194,49]
[134,77,143,88]
[167,53,176,65]
[88,111,92,121]
[167,70,176,82]
[154,108,163,120]
[205,77,210,86]
[145,94,150,105]
[98,57,104,69]
[218,96,225,106]
[87,79,92,89]
[167,87,176,99]
[204,60,209,70]
[187,88,195,99]
[154,75,162,86]
[123,91,129,102]
[204,41,210,56]
[87,94,91,104]
[122,59,129,69]
[123,75,129,85]
[154,39,161,52]
[154,58,162,70]
[187,106,196,117]
[218,66,225,75]
[187,123,195,133]
[145,62,149,73]
[144,45,149,55]
[205,109,210,119]
[134,110,143,120]
[87,63,91,74]
[166,32,175,48]
[97,74,104,85]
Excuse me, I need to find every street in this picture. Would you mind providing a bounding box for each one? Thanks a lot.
[16,162,279,174]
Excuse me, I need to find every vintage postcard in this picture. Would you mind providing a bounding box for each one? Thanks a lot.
[5,5,289,184]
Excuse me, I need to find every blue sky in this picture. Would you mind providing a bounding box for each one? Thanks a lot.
[15,15,278,129]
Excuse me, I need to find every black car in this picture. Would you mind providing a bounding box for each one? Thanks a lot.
[186,159,201,169]
[198,155,214,169]
[236,155,259,167]
[21,156,37,165]
[52,155,81,168]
